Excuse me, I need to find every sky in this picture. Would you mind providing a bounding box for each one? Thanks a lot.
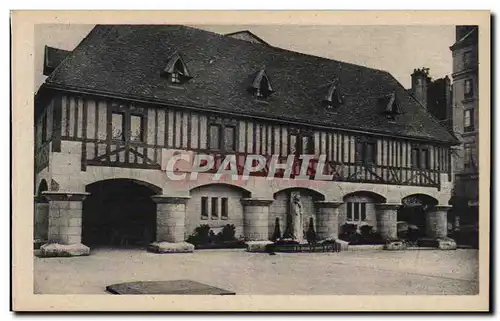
[34,24,455,91]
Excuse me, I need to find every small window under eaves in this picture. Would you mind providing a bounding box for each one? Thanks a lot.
[380,91,401,120]
[161,51,193,85]
[323,79,344,109]
[249,67,274,99]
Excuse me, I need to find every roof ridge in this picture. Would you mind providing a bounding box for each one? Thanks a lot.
[181,25,391,76]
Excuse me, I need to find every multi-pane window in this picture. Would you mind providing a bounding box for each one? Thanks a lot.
[201,197,209,219]
[224,126,236,151]
[464,145,472,169]
[211,197,219,219]
[464,109,475,132]
[200,197,230,220]
[289,134,297,155]
[288,131,314,155]
[208,121,237,152]
[464,79,474,98]
[346,202,367,222]
[110,105,146,142]
[171,72,180,84]
[209,125,221,149]
[221,198,229,219]
[355,140,377,164]
[130,114,144,142]
[111,112,125,141]
[302,135,314,155]
[411,146,430,169]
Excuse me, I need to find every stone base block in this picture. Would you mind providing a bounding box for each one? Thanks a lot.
[39,243,90,257]
[335,239,349,251]
[246,241,274,252]
[348,244,385,251]
[384,240,407,251]
[437,238,457,250]
[147,242,195,253]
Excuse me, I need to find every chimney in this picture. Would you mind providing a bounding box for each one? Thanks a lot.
[410,67,431,109]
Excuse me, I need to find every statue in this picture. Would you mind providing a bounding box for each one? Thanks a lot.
[291,193,304,243]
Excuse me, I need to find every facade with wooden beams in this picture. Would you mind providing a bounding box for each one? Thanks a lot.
[34,25,459,255]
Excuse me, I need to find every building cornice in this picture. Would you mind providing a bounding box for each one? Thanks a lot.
[451,68,478,79]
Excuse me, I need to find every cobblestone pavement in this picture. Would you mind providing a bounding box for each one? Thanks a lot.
[34,248,479,295]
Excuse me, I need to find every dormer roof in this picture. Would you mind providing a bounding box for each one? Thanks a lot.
[225,30,271,46]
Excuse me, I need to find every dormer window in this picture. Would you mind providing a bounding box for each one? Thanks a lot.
[323,78,344,108]
[380,91,401,120]
[171,70,181,84]
[161,51,192,85]
[249,67,274,99]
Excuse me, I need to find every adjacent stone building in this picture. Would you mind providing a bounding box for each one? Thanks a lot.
[34,25,459,256]
[406,26,479,237]
[449,26,479,228]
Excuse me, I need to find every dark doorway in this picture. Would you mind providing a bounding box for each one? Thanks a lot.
[83,179,159,247]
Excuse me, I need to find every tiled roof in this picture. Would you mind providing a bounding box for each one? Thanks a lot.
[44,25,458,144]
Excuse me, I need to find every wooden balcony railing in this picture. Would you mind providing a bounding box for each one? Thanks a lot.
[79,143,443,188]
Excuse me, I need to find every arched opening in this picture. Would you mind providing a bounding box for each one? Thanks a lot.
[398,194,438,241]
[342,191,387,204]
[82,179,161,247]
[271,188,325,241]
[37,179,49,196]
[340,191,386,237]
[186,183,251,242]
[34,179,49,243]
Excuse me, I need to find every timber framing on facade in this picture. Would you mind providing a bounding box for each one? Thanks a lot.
[33,25,461,255]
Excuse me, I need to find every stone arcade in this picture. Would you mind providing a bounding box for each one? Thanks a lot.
[34,25,459,256]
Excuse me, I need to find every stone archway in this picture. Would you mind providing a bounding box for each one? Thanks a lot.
[271,187,325,242]
[398,194,439,240]
[186,183,251,240]
[82,179,161,247]
[341,191,387,236]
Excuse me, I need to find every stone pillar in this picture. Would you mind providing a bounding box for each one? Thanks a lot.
[34,196,49,242]
[241,198,274,241]
[40,191,90,257]
[426,205,451,239]
[375,203,400,240]
[152,195,190,243]
[315,201,343,240]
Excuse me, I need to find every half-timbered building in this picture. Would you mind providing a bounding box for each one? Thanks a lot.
[34,25,459,255]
